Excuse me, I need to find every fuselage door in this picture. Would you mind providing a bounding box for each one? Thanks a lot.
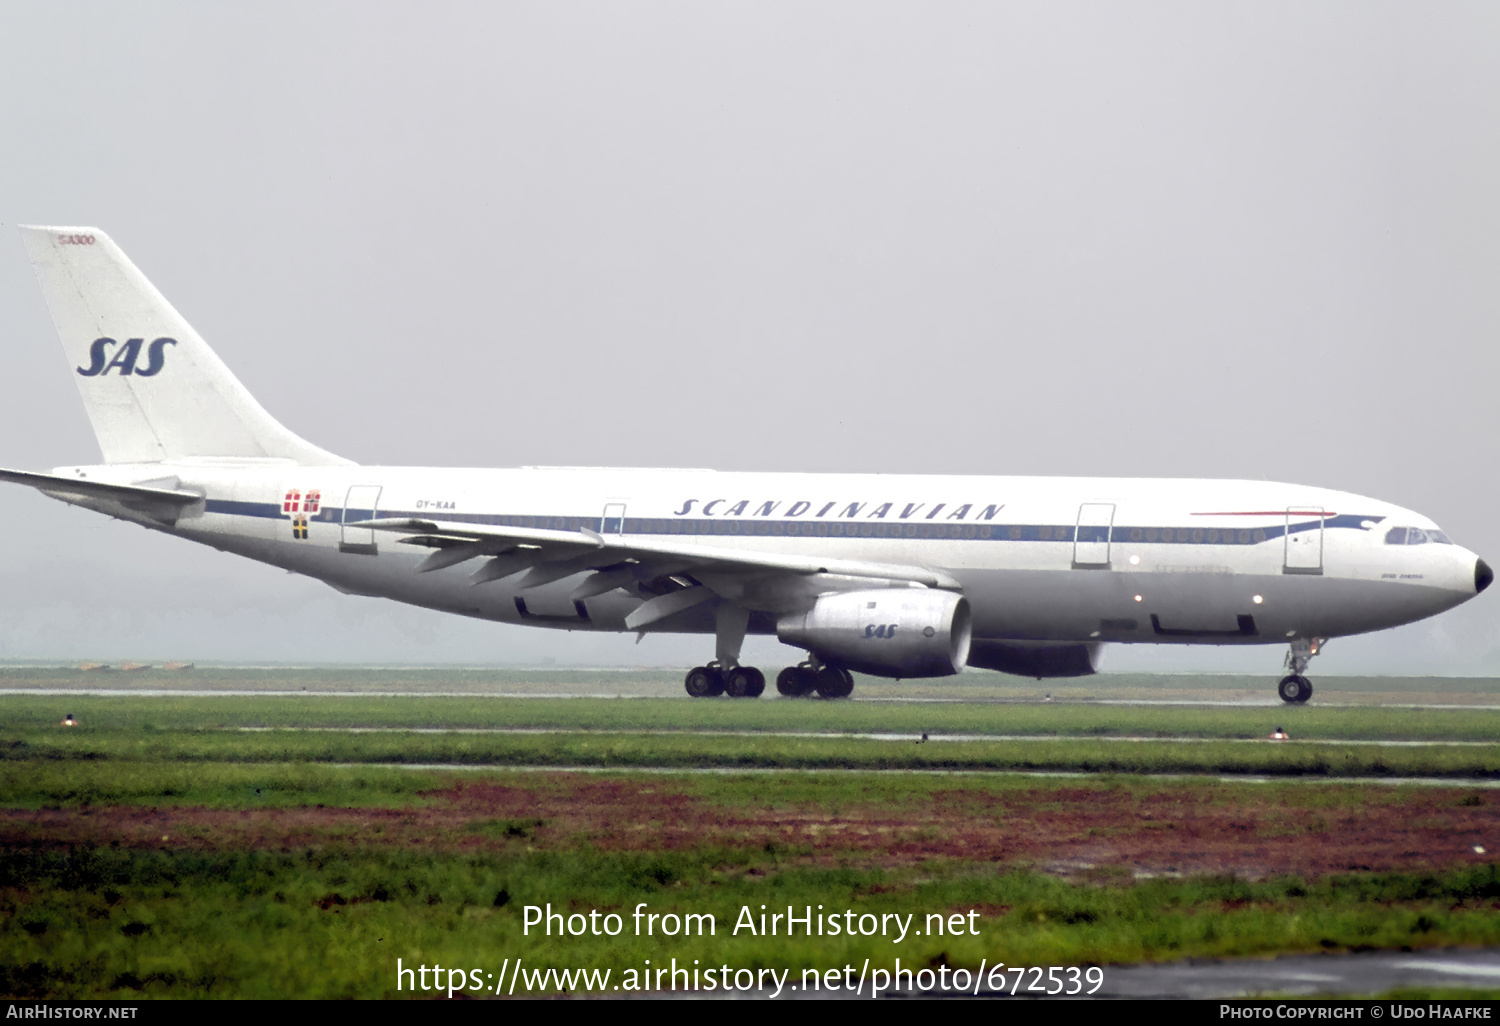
[1073,503,1115,569]
[601,503,626,535]
[341,484,383,555]
[1284,506,1324,574]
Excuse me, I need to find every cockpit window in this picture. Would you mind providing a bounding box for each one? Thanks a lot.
[1386,526,1454,546]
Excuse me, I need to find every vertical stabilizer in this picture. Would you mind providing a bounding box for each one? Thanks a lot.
[18,226,349,466]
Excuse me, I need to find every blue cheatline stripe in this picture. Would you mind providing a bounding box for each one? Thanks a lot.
[200,499,1384,547]
[204,499,281,518]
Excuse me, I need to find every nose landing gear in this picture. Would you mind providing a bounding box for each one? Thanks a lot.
[1276,638,1323,704]
[1277,674,1312,704]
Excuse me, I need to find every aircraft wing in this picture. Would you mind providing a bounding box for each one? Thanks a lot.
[0,467,204,524]
[348,516,961,624]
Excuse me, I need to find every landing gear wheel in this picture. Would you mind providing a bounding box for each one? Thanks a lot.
[1277,674,1312,704]
[814,666,855,699]
[725,666,765,698]
[685,665,725,698]
[776,666,816,697]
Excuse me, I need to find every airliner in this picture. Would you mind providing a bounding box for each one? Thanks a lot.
[6,226,1491,704]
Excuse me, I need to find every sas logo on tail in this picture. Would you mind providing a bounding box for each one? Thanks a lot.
[77,337,177,377]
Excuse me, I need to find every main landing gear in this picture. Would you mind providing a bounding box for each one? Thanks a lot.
[683,602,855,699]
[684,663,765,698]
[684,604,855,699]
[1276,638,1323,704]
[776,663,854,699]
[683,605,768,698]
[682,661,855,699]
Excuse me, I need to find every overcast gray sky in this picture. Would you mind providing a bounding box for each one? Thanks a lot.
[0,2,1495,673]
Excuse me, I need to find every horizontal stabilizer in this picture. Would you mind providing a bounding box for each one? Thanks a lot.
[0,466,202,524]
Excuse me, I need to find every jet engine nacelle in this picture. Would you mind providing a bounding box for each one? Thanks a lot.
[776,589,971,678]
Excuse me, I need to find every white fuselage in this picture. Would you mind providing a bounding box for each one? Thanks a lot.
[17,225,1488,689]
[53,461,1483,651]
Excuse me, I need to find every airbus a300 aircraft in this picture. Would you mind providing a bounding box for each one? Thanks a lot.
[6,226,1491,703]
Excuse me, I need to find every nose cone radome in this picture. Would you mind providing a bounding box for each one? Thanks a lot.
[1478,559,1494,595]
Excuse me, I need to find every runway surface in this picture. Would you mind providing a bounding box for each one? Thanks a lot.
[8,687,1500,710]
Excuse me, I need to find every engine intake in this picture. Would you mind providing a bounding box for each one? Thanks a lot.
[776,589,971,678]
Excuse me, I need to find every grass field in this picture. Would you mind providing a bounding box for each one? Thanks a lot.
[5,688,1500,777]
[3,668,1500,999]
[11,688,1500,738]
